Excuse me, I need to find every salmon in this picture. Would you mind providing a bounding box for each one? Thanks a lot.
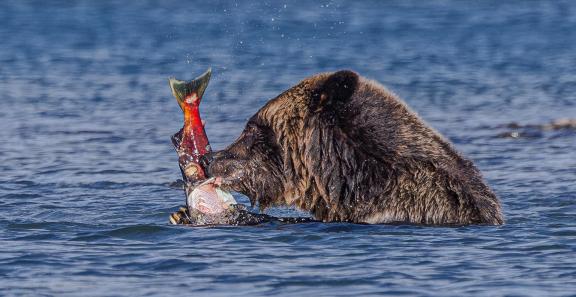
[169,68,212,182]
[168,69,237,220]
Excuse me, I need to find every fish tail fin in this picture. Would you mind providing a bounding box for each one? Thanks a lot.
[168,68,212,111]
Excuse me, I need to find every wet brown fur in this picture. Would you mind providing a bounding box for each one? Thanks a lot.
[209,70,504,225]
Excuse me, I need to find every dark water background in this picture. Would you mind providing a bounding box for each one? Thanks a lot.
[1,1,575,296]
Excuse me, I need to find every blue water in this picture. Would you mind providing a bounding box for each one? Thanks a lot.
[1,1,575,296]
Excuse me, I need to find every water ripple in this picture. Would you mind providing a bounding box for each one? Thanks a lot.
[1,1,576,296]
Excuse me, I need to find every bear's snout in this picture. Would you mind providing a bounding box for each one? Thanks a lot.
[207,150,246,185]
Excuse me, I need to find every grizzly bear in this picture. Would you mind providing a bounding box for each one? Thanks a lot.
[207,70,504,225]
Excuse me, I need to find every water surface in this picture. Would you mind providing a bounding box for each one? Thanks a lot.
[1,1,575,296]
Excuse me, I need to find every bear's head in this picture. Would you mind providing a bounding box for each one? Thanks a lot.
[208,70,363,220]
[207,70,504,225]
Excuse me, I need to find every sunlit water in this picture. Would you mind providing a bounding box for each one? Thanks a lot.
[1,1,575,296]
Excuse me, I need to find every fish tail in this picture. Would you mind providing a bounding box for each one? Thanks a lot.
[168,68,212,111]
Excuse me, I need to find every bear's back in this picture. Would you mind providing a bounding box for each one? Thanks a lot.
[340,77,503,225]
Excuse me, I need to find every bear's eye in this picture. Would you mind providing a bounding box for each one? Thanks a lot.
[247,124,259,134]
[243,120,275,147]
[249,123,268,141]
[238,119,283,165]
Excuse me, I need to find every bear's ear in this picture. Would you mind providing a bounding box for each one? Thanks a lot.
[310,70,359,113]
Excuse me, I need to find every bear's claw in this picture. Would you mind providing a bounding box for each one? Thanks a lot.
[169,206,191,225]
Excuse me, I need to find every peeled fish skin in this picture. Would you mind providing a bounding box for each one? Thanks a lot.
[186,178,237,215]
